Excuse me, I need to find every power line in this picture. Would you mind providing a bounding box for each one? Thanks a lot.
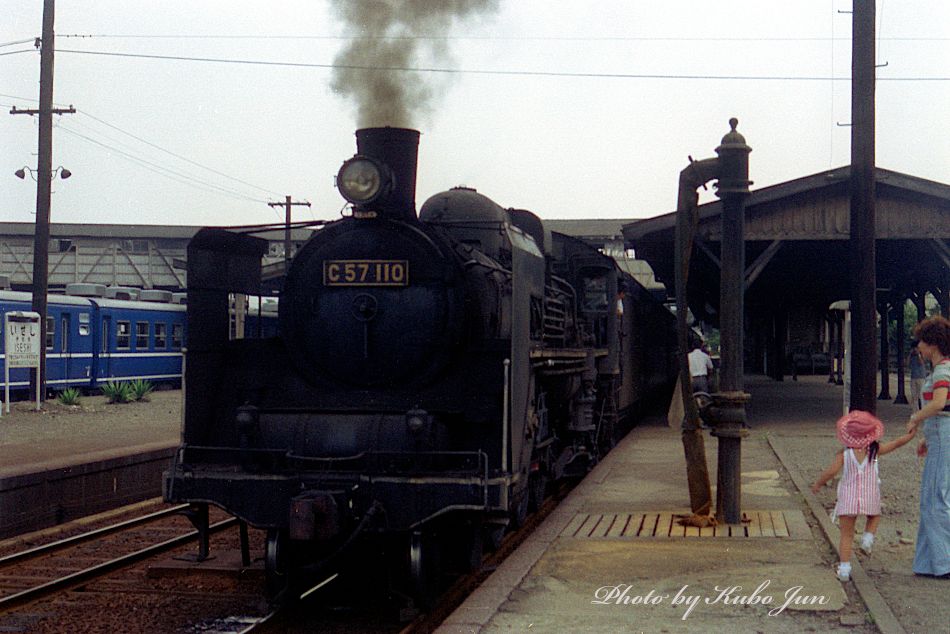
[0,38,36,47]
[57,123,270,203]
[57,48,950,81]
[5,90,285,200]
[0,92,38,102]
[76,110,283,197]
[0,48,35,57]
[56,33,950,42]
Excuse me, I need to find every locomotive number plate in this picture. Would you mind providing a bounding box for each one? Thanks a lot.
[323,259,409,286]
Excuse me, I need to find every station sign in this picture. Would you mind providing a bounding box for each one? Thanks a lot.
[4,311,42,414]
[4,312,41,368]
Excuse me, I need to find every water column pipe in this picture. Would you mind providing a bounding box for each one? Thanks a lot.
[674,154,720,516]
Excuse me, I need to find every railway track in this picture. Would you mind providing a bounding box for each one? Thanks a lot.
[241,483,572,634]
[0,480,568,632]
[0,503,237,614]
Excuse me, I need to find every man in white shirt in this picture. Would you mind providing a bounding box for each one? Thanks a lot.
[688,341,714,393]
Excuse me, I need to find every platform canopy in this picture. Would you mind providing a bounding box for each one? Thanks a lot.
[622,166,950,325]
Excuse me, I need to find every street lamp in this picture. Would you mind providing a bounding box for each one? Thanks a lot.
[13,164,71,408]
[15,165,71,180]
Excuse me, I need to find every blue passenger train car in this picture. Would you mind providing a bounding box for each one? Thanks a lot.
[0,290,186,395]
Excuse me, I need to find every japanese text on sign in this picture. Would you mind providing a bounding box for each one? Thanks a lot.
[4,313,41,368]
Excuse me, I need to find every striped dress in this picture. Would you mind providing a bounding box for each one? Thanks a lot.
[834,448,881,517]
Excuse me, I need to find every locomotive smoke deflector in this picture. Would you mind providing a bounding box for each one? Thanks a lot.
[337,127,420,221]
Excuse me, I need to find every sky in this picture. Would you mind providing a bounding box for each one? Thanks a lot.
[2,1,948,228]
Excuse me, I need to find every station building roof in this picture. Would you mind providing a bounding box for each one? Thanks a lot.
[621,166,950,324]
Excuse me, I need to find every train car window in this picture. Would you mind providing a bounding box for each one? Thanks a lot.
[79,312,90,336]
[46,316,55,350]
[582,277,609,312]
[172,323,183,349]
[117,321,131,349]
[136,322,150,349]
[155,323,167,349]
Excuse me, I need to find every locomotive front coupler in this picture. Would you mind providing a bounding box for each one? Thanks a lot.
[701,391,750,525]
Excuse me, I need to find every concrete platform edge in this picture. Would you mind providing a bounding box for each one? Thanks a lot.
[0,444,177,539]
[436,430,626,633]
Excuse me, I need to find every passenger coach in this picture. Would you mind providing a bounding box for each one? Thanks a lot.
[0,289,186,394]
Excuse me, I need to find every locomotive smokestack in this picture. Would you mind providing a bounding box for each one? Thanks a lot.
[354,127,420,221]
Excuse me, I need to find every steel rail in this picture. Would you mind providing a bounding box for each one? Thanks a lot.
[0,504,189,568]
[0,517,237,613]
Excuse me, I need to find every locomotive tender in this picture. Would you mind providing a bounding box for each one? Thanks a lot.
[164,128,676,598]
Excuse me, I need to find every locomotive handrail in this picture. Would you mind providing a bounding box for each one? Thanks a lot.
[502,358,511,473]
[425,220,508,229]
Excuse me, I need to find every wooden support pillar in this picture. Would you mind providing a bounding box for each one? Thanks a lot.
[835,316,844,385]
[772,311,787,381]
[878,301,890,400]
[913,289,927,322]
[894,296,908,404]
[827,314,837,383]
[936,287,950,318]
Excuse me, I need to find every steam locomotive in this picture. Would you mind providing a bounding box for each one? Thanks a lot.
[164,128,677,603]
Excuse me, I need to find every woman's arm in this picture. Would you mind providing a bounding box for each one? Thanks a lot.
[811,451,844,493]
[907,385,948,431]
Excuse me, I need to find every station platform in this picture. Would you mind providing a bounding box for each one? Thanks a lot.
[438,375,940,634]
[0,390,181,538]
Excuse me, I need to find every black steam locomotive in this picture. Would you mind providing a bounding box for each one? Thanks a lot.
[164,128,676,602]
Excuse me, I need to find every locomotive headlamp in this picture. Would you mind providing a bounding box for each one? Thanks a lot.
[337,156,391,205]
[406,408,429,434]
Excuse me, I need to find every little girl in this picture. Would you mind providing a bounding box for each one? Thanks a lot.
[811,410,916,581]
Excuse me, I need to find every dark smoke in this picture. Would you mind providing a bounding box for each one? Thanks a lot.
[330,0,499,128]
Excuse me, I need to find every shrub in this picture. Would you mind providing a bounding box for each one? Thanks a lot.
[57,387,82,406]
[102,381,133,404]
[129,379,154,402]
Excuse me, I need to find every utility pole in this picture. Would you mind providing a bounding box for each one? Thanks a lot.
[268,196,310,266]
[10,0,74,405]
[849,0,877,413]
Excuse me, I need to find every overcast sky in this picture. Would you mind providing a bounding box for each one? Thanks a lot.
[2,1,948,228]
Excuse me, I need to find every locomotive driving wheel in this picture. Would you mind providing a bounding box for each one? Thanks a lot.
[527,388,551,513]
[265,528,290,600]
[408,530,443,609]
[596,377,621,456]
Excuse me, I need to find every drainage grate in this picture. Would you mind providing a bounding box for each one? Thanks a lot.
[560,510,809,539]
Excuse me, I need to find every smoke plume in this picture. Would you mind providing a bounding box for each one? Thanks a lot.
[330,0,499,128]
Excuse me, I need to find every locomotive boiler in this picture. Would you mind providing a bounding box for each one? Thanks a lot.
[164,127,676,603]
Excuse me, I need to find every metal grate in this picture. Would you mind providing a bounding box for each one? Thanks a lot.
[560,510,809,539]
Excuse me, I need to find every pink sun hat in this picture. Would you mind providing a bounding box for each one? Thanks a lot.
[836,410,884,448]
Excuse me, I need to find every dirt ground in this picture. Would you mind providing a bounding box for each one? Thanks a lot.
[749,375,949,633]
[0,389,182,474]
